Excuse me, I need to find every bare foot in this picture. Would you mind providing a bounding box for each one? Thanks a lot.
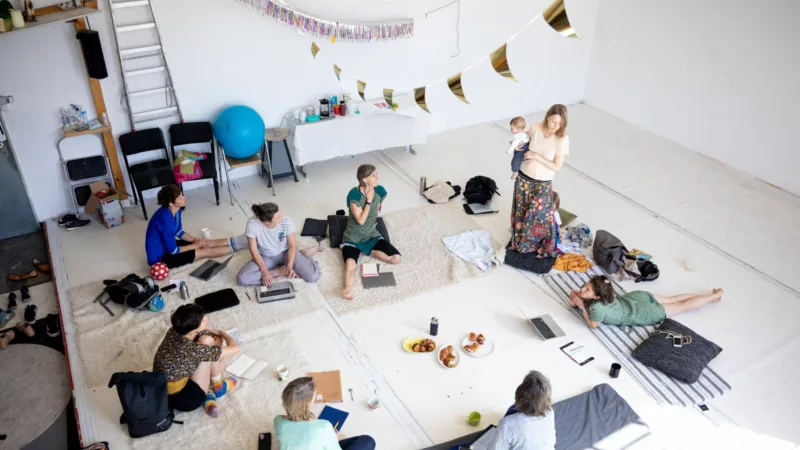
[273,266,289,278]
[301,247,324,257]
[712,288,724,302]
[340,288,353,301]
[388,255,401,265]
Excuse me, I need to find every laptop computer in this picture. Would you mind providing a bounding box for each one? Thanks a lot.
[256,281,296,303]
[520,308,566,340]
[190,255,235,281]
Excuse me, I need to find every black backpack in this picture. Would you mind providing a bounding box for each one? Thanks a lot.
[635,260,660,283]
[108,371,176,438]
[463,176,499,204]
[102,274,159,309]
[592,230,628,274]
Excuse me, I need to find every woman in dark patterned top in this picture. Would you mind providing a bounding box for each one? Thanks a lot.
[153,304,240,417]
[340,164,401,300]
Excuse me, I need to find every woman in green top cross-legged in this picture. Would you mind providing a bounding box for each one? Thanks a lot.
[340,164,401,300]
[569,276,724,328]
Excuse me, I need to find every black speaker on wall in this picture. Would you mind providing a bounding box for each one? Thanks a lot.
[76,30,108,79]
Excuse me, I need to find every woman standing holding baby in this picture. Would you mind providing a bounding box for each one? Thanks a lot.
[510,104,570,257]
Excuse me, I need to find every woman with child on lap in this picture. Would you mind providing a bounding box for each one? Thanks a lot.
[145,185,248,269]
[340,164,401,300]
[153,304,240,417]
[237,202,323,286]
[275,377,376,450]
[508,104,570,257]
[570,276,724,328]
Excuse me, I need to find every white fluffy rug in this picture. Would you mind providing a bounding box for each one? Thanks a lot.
[307,203,500,316]
[67,251,327,388]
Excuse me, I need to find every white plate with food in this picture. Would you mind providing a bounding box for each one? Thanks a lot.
[438,345,460,369]
[402,338,438,354]
[461,332,494,357]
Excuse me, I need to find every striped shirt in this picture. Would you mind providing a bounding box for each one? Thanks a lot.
[246,216,295,257]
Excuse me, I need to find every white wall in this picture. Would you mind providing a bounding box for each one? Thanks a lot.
[584,0,800,196]
[0,0,597,220]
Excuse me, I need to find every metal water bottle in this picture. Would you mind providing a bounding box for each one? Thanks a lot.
[430,317,439,336]
[179,282,189,300]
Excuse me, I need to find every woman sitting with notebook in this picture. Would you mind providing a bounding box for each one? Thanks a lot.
[340,164,401,300]
[274,377,375,450]
[236,202,322,286]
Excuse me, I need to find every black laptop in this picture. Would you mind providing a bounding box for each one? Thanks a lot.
[190,255,234,281]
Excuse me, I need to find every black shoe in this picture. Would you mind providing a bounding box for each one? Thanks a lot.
[24,304,37,324]
[46,313,61,338]
[58,214,78,226]
[65,219,91,231]
[7,292,17,311]
[20,286,31,302]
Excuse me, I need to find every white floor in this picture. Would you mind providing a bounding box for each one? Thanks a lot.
[53,104,800,449]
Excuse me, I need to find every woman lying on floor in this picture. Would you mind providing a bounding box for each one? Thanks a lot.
[340,164,401,300]
[237,202,322,286]
[153,304,240,417]
[570,276,723,328]
[275,377,376,450]
[145,185,248,269]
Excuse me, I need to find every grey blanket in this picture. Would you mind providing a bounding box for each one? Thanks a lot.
[423,384,649,450]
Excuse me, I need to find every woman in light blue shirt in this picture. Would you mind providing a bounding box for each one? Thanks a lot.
[489,371,556,450]
[274,377,375,450]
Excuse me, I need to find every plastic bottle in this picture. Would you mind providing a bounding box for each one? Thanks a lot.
[581,229,591,249]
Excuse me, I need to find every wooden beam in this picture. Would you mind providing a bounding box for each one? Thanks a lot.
[74,17,129,201]
[34,5,63,16]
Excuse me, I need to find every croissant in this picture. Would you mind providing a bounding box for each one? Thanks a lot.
[477,334,486,345]
[469,332,478,343]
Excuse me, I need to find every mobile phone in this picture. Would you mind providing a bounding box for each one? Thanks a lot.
[161,284,177,293]
[258,432,272,450]
[672,336,683,348]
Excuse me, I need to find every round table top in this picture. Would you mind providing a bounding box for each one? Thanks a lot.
[266,128,289,142]
[0,344,71,449]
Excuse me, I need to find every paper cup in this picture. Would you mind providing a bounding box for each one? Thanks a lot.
[367,397,381,409]
[276,365,289,381]
[202,228,212,239]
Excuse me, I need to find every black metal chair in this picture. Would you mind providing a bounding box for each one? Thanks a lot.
[118,128,177,220]
[168,122,220,206]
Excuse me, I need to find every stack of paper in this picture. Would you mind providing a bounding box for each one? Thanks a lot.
[361,263,379,277]
[226,354,268,380]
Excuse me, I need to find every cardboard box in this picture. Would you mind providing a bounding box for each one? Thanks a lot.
[84,180,124,229]
[308,370,343,403]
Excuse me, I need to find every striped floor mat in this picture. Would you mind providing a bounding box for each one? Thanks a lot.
[545,268,731,407]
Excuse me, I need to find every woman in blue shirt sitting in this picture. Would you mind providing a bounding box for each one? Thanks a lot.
[145,185,247,268]
[274,377,375,450]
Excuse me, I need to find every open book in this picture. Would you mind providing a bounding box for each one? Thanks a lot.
[226,354,268,380]
[361,263,379,277]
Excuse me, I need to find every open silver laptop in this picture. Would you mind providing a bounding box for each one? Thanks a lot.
[190,255,234,281]
[520,308,566,340]
[256,281,295,303]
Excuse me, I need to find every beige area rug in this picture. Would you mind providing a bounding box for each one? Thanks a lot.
[0,344,71,450]
[307,203,500,316]
[67,251,327,388]
[127,329,310,450]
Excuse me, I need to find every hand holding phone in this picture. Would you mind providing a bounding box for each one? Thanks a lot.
[258,432,272,450]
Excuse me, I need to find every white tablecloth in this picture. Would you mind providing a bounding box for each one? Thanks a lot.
[291,107,430,166]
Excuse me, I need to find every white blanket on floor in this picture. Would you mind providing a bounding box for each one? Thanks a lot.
[442,230,496,272]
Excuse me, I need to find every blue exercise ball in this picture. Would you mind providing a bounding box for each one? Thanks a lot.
[213,105,265,159]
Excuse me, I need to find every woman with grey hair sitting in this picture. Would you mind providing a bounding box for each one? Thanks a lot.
[489,370,556,450]
[274,377,376,450]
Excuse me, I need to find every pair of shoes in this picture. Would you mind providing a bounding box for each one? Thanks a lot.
[46,313,61,337]
[58,214,78,226]
[16,321,35,337]
[7,292,17,311]
[24,304,37,324]
[33,259,50,273]
[65,219,91,231]
[8,270,37,281]
[0,308,15,328]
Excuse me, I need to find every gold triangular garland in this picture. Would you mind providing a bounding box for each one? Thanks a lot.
[311,42,320,58]
[447,73,469,104]
[383,88,394,106]
[543,0,579,38]
[490,43,517,81]
[357,80,367,101]
[333,64,342,80]
[414,87,429,113]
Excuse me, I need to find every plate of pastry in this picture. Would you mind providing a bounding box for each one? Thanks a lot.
[438,345,460,369]
[402,338,437,353]
[461,332,494,357]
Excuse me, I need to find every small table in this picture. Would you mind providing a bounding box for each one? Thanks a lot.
[290,109,430,178]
